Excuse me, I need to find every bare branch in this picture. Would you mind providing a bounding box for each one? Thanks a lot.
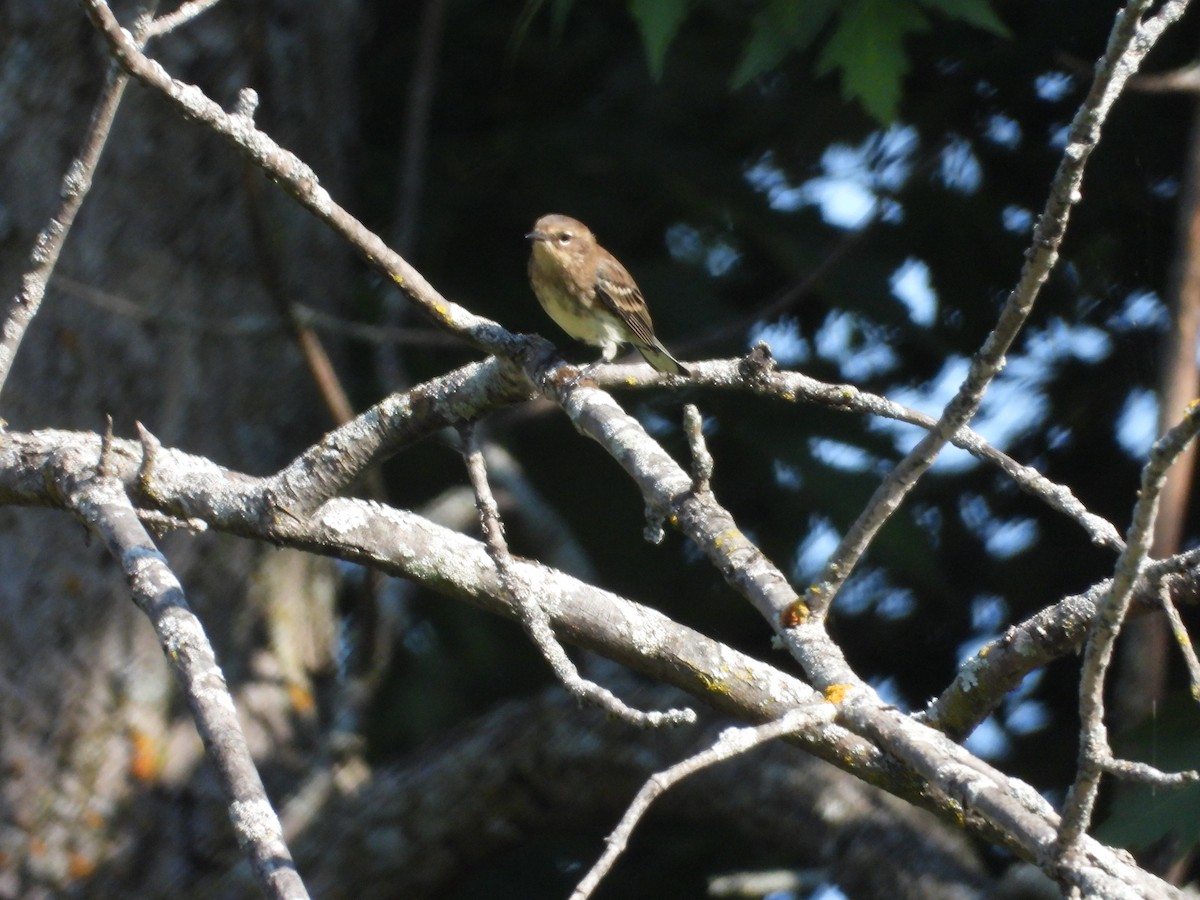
[924,549,1200,740]
[0,427,883,776]
[1157,573,1200,697]
[1101,757,1200,787]
[683,404,713,494]
[571,704,836,899]
[68,476,307,899]
[1059,401,1200,848]
[268,358,532,514]
[0,420,1181,896]
[146,0,223,37]
[76,0,523,359]
[804,0,1187,620]
[628,357,1122,551]
[0,2,158,397]
[460,422,694,727]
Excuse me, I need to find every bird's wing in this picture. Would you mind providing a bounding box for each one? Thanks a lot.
[594,255,658,346]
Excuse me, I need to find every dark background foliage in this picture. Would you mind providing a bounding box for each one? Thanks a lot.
[5,0,1197,895]
[351,0,1192,776]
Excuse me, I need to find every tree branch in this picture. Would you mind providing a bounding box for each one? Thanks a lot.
[66,475,306,899]
[804,0,1189,620]
[0,3,158,397]
[1059,403,1200,849]
[0,424,1186,895]
[460,422,694,727]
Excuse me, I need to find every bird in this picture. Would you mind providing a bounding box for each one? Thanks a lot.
[526,214,690,376]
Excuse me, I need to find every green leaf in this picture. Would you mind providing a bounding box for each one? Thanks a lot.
[918,0,1010,37]
[628,0,693,80]
[816,0,930,123]
[730,0,837,89]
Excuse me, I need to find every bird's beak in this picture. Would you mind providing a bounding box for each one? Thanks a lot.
[526,229,547,242]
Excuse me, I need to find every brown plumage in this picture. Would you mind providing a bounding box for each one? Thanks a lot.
[526,214,690,376]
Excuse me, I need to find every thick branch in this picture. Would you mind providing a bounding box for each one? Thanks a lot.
[0,426,1183,895]
[67,476,307,900]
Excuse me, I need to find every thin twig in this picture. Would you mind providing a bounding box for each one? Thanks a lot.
[683,404,712,494]
[570,704,836,900]
[1157,574,1200,698]
[77,0,522,361]
[0,3,159,398]
[804,0,1185,621]
[146,0,223,37]
[1102,757,1200,787]
[594,358,1123,550]
[460,423,695,728]
[1059,400,1200,849]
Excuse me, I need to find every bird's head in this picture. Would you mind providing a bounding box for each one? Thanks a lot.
[527,214,596,263]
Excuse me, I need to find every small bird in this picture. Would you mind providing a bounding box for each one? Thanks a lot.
[526,214,690,376]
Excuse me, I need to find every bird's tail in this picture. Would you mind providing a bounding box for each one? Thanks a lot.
[636,340,690,377]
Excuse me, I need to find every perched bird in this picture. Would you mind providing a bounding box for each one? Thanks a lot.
[526,214,690,376]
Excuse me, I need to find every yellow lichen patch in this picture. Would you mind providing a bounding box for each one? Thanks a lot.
[780,599,809,627]
[823,683,852,704]
[712,529,741,551]
[729,665,757,684]
[946,798,965,828]
[697,670,734,697]
[780,391,796,402]
[389,272,404,286]
[1175,628,1191,647]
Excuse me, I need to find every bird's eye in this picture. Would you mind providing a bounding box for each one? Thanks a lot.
[556,233,573,244]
